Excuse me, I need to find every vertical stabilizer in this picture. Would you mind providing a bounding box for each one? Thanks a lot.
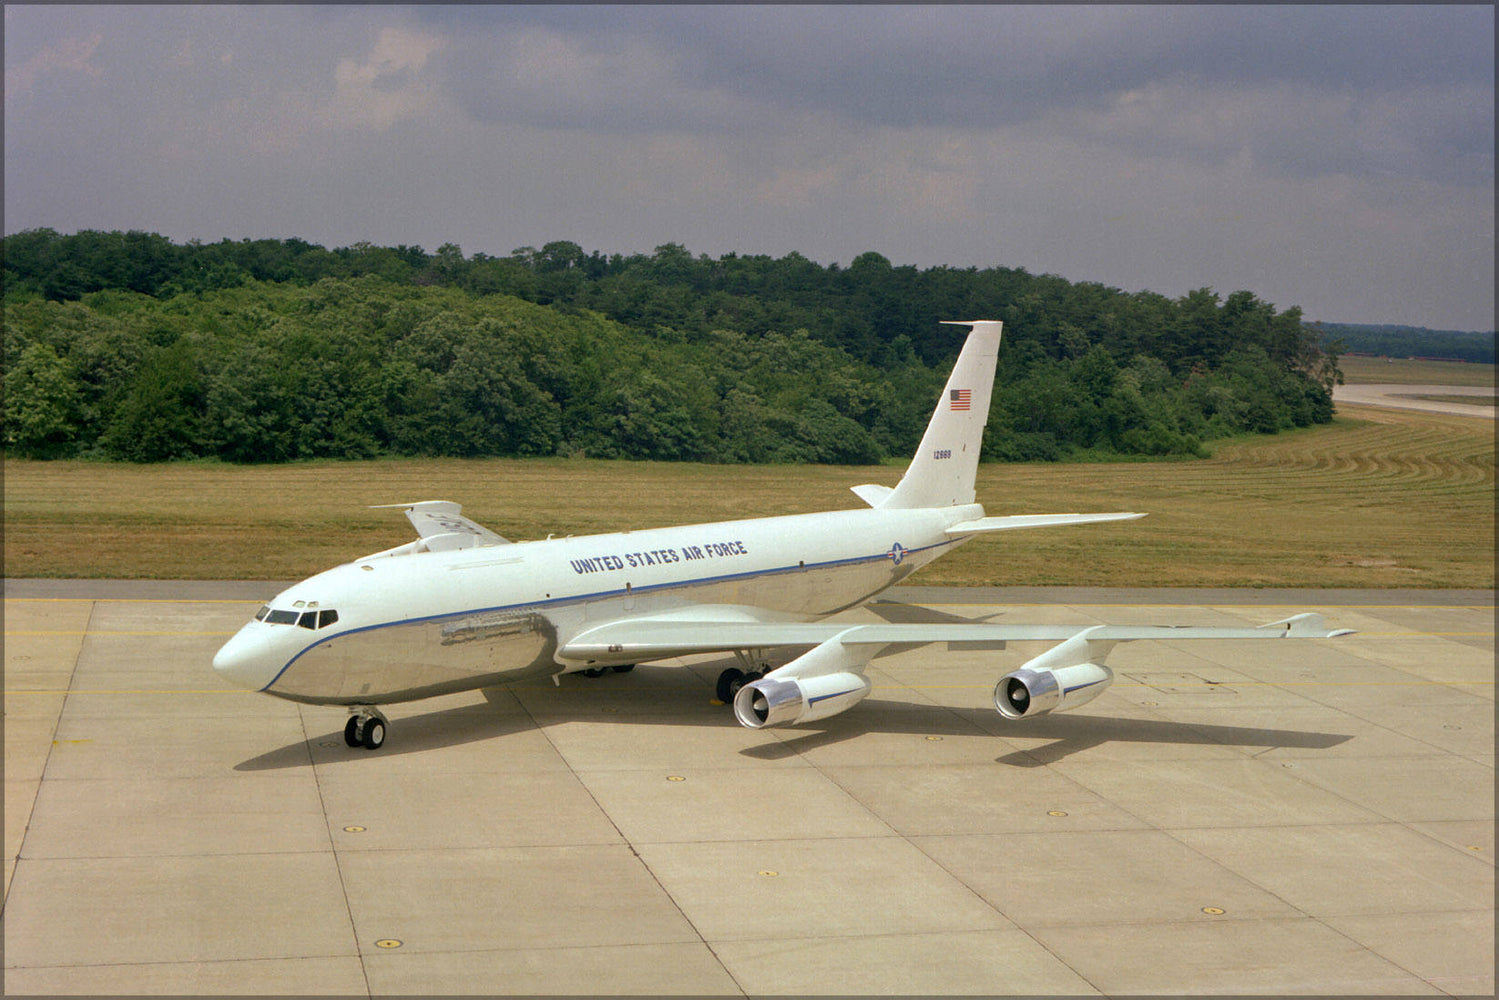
[881,321,1002,510]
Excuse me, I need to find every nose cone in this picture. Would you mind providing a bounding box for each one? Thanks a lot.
[212,626,281,691]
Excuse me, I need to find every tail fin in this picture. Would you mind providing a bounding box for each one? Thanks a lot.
[881,320,1002,510]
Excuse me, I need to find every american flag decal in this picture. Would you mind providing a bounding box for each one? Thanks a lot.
[949,389,972,411]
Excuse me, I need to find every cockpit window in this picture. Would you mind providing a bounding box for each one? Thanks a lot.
[261,607,340,628]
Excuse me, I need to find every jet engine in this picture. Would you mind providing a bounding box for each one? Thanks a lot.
[734,671,872,728]
[993,626,1117,720]
[732,629,876,729]
[994,661,1113,719]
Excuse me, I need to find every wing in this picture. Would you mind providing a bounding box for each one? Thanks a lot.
[370,500,509,550]
[556,611,1353,665]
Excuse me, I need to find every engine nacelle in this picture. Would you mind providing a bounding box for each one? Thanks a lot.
[995,661,1113,719]
[994,626,1118,720]
[731,629,876,729]
[734,670,872,729]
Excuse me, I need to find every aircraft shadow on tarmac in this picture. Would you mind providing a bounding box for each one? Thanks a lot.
[233,699,542,770]
[992,715,1354,767]
[234,665,1353,771]
[739,709,1354,765]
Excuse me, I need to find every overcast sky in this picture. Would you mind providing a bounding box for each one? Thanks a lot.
[5,4,1493,330]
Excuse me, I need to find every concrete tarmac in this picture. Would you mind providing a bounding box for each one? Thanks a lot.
[1333,382,1496,419]
[3,581,1493,996]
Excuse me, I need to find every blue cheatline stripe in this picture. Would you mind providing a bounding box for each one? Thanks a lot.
[807,688,862,705]
[1062,678,1108,694]
[260,537,959,692]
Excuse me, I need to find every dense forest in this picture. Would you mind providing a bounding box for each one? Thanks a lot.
[3,229,1340,464]
[1317,322,1495,364]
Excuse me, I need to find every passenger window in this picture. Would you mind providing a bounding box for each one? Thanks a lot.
[318,609,339,629]
[254,605,270,622]
[265,610,299,625]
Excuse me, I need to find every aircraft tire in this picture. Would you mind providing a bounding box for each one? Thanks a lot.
[344,716,362,748]
[361,717,385,750]
[716,667,745,703]
[611,663,636,674]
[582,667,608,678]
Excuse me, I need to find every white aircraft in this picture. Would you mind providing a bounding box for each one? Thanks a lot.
[213,321,1351,749]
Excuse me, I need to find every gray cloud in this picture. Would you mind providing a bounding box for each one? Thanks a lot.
[3,4,1493,330]
[420,5,1493,185]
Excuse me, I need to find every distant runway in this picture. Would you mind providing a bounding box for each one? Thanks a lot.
[4,581,1493,995]
[1334,381,1496,418]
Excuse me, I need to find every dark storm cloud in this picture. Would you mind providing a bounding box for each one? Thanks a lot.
[4,4,1493,329]
[420,5,1493,184]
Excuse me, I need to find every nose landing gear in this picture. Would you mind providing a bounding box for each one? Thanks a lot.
[344,707,389,750]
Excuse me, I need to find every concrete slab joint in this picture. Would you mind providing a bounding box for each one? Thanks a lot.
[2,582,1492,996]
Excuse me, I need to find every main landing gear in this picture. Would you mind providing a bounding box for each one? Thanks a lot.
[716,650,770,703]
[716,667,763,703]
[344,707,388,750]
[581,663,636,678]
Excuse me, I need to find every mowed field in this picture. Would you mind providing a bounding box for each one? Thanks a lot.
[1339,354,1495,387]
[4,399,1492,588]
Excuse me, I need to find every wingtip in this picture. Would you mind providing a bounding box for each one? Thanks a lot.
[1261,613,1356,638]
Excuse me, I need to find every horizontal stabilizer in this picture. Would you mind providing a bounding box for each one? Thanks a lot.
[945,512,1146,535]
[850,484,894,507]
[370,500,509,547]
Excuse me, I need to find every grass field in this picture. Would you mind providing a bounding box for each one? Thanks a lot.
[4,402,1493,588]
[1338,355,1495,387]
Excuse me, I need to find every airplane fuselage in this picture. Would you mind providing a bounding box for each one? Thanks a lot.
[211,321,1349,752]
[213,503,984,706]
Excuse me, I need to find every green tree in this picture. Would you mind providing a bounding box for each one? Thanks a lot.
[99,339,205,461]
[3,342,82,457]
